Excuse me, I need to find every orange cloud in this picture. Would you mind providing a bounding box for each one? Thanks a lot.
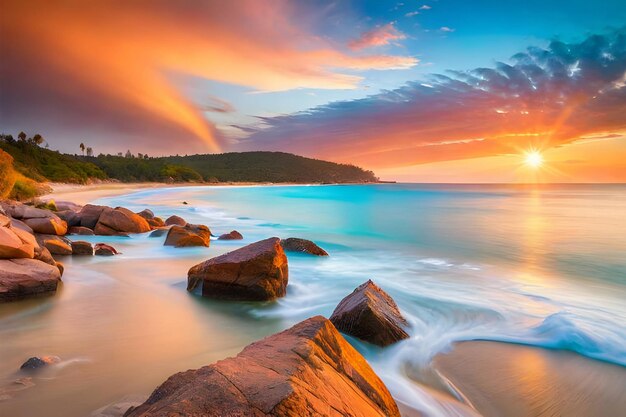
[0,0,416,154]
[349,23,407,50]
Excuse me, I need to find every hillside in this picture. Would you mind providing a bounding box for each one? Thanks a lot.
[0,135,378,195]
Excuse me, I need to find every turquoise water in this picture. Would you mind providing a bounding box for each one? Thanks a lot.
[1,184,625,416]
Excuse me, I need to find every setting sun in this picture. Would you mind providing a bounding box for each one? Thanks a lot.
[524,150,544,168]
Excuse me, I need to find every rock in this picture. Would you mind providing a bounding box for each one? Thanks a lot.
[281,237,328,256]
[136,209,154,220]
[124,316,401,417]
[164,224,210,247]
[164,215,186,226]
[0,213,10,227]
[94,243,119,256]
[0,258,62,302]
[36,234,73,256]
[10,218,34,234]
[56,210,81,227]
[0,227,35,259]
[55,201,82,212]
[68,226,95,235]
[71,241,93,256]
[34,246,56,266]
[24,217,68,235]
[20,356,61,371]
[146,217,165,228]
[218,230,243,240]
[96,207,151,234]
[149,228,168,238]
[187,237,288,301]
[330,280,410,347]
[79,204,109,229]
[55,262,64,276]
[10,205,54,220]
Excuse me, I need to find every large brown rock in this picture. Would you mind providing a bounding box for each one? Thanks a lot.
[164,215,186,226]
[79,204,109,229]
[23,217,67,235]
[218,230,243,240]
[136,209,154,220]
[146,217,165,228]
[0,226,35,259]
[0,258,61,302]
[164,224,211,247]
[37,234,73,256]
[96,207,151,234]
[56,210,81,227]
[68,226,95,235]
[125,316,401,417]
[94,243,119,256]
[187,237,288,301]
[330,280,410,347]
[281,237,329,256]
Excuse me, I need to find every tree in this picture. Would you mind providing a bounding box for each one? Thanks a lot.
[125,150,132,158]
[32,134,44,146]
[86,147,94,157]
[137,153,143,159]
[80,142,85,155]
[18,131,26,141]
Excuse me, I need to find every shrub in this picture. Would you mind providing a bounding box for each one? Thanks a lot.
[9,173,46,201]
[0,149,16,198]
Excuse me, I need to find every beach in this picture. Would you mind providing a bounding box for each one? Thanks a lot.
[1,183,625,416]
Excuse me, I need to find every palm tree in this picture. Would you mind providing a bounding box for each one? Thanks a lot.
[80,142,85,155]
[18,131,26,141]
[32,134,44,146]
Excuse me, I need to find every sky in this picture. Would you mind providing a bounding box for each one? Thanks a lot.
[1,0,626,182]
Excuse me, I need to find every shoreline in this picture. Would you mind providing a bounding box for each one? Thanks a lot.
[433,340,626,417]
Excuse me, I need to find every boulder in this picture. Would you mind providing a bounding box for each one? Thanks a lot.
[164,215,186,226]
[136,209,154,220]
[147,217,165,228]
[55,262,64,276]
[94,243,119,256]
[20,356,61,371]
[24,217,67,235]
[34,246,56,266]
[164,224,211,247]
[68,226,95,235]
[281,237,328,256]
[10,204,54,220]
[330,280,410,347]
[71,241,93,256]
[96,207,151,234]
[0,227,35,259]
[187,237,288,301]
[0,213,10,227]
[44,239,72,256]
[0,258,62,302]
[93,222,130,237]
[149,228,168,238]
[79,204,109,229]
[125,316,401,417]
[56,210,81,227]
[10,218,34,234]
[218,230,244,240]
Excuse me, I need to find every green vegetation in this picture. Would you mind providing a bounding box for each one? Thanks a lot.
[0,133,378,193]
[0,149,16,198]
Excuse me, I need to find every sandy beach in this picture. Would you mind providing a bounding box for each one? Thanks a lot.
[434,341,626,417]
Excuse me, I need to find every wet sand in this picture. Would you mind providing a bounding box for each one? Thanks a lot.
[434,341,626,417]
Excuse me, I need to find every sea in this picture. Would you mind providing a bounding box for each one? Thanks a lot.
[1,183,625,416]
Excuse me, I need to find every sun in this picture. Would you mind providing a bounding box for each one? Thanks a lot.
[524,150,544,168]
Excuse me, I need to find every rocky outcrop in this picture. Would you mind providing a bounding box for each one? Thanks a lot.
[68,226,95,235]
[23,216,67,235]
[20,356,61,371]
[0,222,35,259]
[281,237,329,256]
[187,237,288,301]
[218,230,243,240]
[95,207,151,235]
[0,258,62,302]
[164,215,186,227]
[164,224,210,247]
[146,217,165,228]
[71,241,93,256]
[330,280,409,347]
[78,204,109,229]
[37,234,72,256]
[125,316,401,417]
[94,243,119,256]
[56,210,81,227]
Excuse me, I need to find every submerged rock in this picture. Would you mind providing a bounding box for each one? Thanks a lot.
[124,316,401,417]
[0,258,62,302]
[20,356,60,371]
[217,230,243,240]
[71,241,94,256]
[187,237,288,301]
[148,228,168,238]
[164,224,210,247]
[94,243,119,256]
[281,237,328,256]
[330,280,410,346]
[164,215,186,227]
